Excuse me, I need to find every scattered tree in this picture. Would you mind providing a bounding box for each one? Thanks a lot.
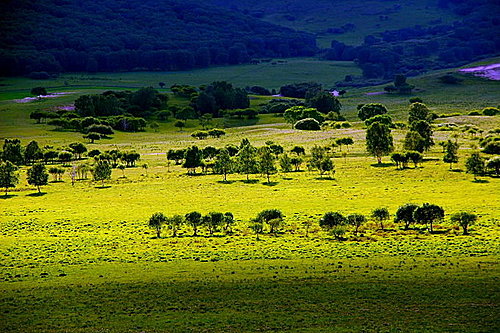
[366,122,394,164]
[92,160,112,186]
[27,163,49,193]
[486,156,500,176]
[358,103,387,121]
[465,153,485,180]
[279,153,292,172]
[0,161,19,196]
[443,140,459,169]
[255,209,284,234]
[257,146,277,183]
[148,212,167,238]
[185,211,203,236]
[372,207,390,230]
[347,213,366,235]
[395,203,418,230]
[450,212,477,235]
[413,203,444,232]
[214,148,232,181]
[183,146,203,174]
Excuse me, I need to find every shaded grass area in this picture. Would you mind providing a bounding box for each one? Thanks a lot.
[0,257,498,332]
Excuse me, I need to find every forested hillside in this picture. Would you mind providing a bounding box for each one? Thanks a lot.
[0,0,316,76]
[0,0,499,80]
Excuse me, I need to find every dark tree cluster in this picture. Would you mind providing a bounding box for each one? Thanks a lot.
[193,81,250,117]
[0,0,316,76]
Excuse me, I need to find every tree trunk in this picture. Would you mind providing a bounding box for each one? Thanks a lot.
[377,156,382,164]
[267,173,270,183]
[37,185,41,193]
[429,221,433,232]
[193,227,197,236]
[380,221,384,230]
[156,229,161,238]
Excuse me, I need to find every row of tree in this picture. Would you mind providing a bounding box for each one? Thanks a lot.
[147,204,478,239]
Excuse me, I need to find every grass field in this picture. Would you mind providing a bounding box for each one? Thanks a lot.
[1,60,499,332]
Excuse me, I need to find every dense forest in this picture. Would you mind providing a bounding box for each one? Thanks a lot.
[0,0,316,76]
[0,0,499,79]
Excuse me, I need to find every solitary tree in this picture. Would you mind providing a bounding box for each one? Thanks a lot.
[413,203,444,232]
[347,213,366,235]
[372,207,390,230]
[394,203,419,230]
[257,146,277,183]
[148,212,167,238]
[93,160,112,186]
[450,211,477,235]
[465,153,485,180]
[443,140,459,169]
[185,211,203,236]
[27,163,49,193]
[166,214,184,237]
[366,122,394,164]
[0,161,19,196]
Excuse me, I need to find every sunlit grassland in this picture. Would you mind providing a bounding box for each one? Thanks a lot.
[0,62,499,332]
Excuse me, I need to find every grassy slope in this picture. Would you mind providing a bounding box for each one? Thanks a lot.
[209,0,458,47]
[0,62,499,332]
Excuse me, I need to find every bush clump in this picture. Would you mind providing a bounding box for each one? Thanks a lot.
[294,118,321,131]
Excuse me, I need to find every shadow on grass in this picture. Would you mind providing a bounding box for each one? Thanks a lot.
[1,194,17,199]
[371,163,395,168]
[241,179,259,184]
[430,229,450,234]
[95,185,112,189]
[472,179,489,183]
[216,180,236,184]
[27,192,46,197]
[262,181,279,186]
[281,177,293,180]
[449,169,463,172]
[49,180,64,183]
[314,176,336,180]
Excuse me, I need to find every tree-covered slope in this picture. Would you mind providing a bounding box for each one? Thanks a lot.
[0,0,316,75]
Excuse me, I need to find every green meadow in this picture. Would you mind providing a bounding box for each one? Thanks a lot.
[1,60,499,332]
